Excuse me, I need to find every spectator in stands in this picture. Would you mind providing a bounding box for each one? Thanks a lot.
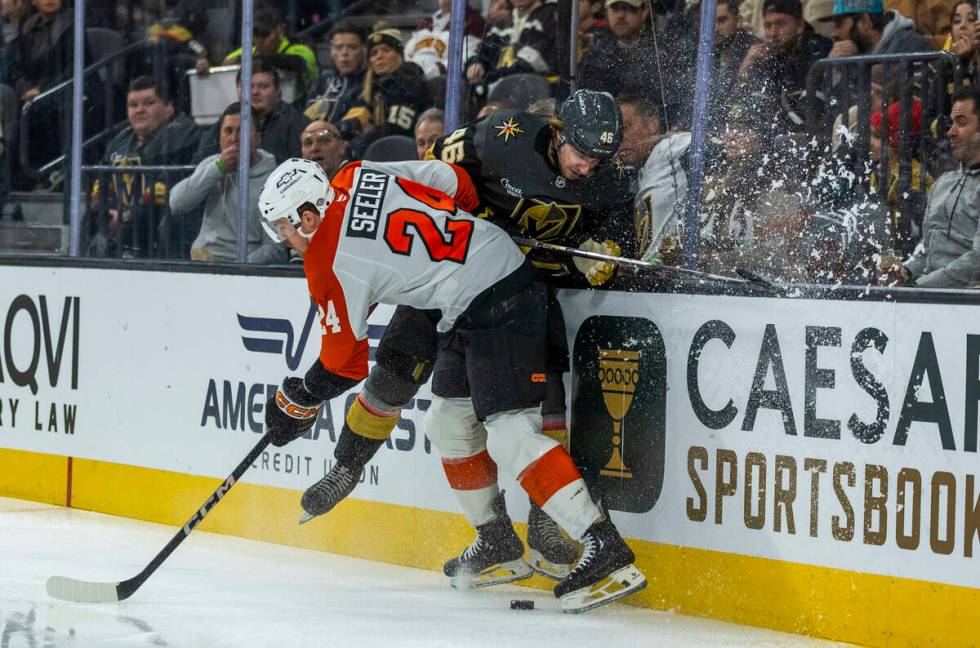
[824,0,932,58]
[9,0,82,101]
[576,0,606,63]
[877,86,980,287]
[700,94,806,280]
[199,8,318,104]
[886,0,950,50]
[578,0,694,125]
[406,0,484,78]
[301,119,348,178]
[617,93,690,263]
[170,102,286,264]
[869,98,931,251]
[414,107,444,159]
[88,76,200,258]
[340,24,432,159]
[738,0,831,104]
[7,0,101,182]
[195,60,310,165]
[708,0,758,132]
[1,0,28,48]
[466,0,558,86]
[304,22,367,127]
[941,0,979,79]
[921,0,976,174]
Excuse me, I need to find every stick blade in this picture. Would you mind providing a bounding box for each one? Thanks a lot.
[47,576,121,603]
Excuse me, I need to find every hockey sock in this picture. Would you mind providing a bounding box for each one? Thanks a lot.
[334,393,398,467]
[519,446,602,540]
[442,450,500,526]
[541,416,569,449]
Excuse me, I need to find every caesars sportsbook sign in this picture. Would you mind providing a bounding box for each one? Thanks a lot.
[560,290,980,592]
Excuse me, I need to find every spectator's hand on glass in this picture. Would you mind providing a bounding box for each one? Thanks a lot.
[876,254,908,286]
[828,39,858,58]
[466,63,486,84]
[21,86,39,102]
[195,58,211,76]
[220,143,240,173]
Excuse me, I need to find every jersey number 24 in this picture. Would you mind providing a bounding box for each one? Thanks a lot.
[384,209,473,263]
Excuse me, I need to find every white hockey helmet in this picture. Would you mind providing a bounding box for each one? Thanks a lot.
[258,158,334,243]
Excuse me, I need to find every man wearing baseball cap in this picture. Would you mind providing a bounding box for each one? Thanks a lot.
[737,0,831,101]
[579,0,694,126]
[823,0,932,58]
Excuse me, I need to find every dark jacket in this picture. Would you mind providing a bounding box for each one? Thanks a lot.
[194,101,310,164]
[341,62,432,158]
[577,27,694,126]
[743,24,831,101]
[473,2,560,80]
[9,10,95,98]
[98,113,201,206]
[304,68,366,126]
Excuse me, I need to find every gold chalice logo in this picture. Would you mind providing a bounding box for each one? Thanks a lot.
[598,349,640,478]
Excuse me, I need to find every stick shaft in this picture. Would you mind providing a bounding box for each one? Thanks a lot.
[47,437,272,602]
[511,236,748,285]
[115,436,271,599]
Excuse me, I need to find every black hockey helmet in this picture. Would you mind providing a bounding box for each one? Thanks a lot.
[557,89,623,160]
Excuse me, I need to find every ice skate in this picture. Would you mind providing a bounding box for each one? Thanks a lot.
[444,492,532,589]
[526,498,577,580]
[299,463,358,523]
[554,517,646,614]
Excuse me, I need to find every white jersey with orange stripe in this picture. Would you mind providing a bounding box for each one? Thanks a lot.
[304,161,529,381]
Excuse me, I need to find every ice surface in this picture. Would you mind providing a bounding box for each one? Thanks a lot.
[0,497,843,648]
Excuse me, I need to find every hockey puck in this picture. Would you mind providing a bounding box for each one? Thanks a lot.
[510,599,534,610]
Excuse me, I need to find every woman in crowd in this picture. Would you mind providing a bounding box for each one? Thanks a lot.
[339,24,432,158]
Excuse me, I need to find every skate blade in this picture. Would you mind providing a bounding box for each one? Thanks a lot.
[298,510,316,525]
[559,565,647,614]
[528,549,572,581]
[450,558,533,590]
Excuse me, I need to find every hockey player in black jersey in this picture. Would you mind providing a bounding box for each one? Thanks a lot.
[300,90,639,596]
[427,88,635,582]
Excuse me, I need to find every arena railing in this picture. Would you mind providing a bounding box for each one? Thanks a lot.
[80,164,197,260]
[805,50,966,254]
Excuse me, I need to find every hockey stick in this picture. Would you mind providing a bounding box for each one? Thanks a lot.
[46,435,271,603]
[512,237,781,291]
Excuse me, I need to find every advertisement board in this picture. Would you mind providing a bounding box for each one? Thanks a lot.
[2,266,978,593]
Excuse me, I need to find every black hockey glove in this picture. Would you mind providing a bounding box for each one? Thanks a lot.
[265,377,323,447]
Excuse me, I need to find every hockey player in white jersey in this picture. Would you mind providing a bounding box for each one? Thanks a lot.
[258,157,646,613]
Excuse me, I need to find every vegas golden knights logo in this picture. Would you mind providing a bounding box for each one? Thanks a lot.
[571,316,666,513]
[512,199,581,240]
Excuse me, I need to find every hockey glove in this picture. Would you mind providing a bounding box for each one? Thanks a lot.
[572,239,620,286]
[265,377,323,447]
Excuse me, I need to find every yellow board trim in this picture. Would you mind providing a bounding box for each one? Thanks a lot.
[1,447,978,647]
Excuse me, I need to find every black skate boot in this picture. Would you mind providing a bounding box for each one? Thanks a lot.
[444,492,532,589]
[553,517,646,613]
[299,463,358,523]
[527,498,577,580]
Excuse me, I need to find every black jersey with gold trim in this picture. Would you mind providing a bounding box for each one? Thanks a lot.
[425,110,634,277]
